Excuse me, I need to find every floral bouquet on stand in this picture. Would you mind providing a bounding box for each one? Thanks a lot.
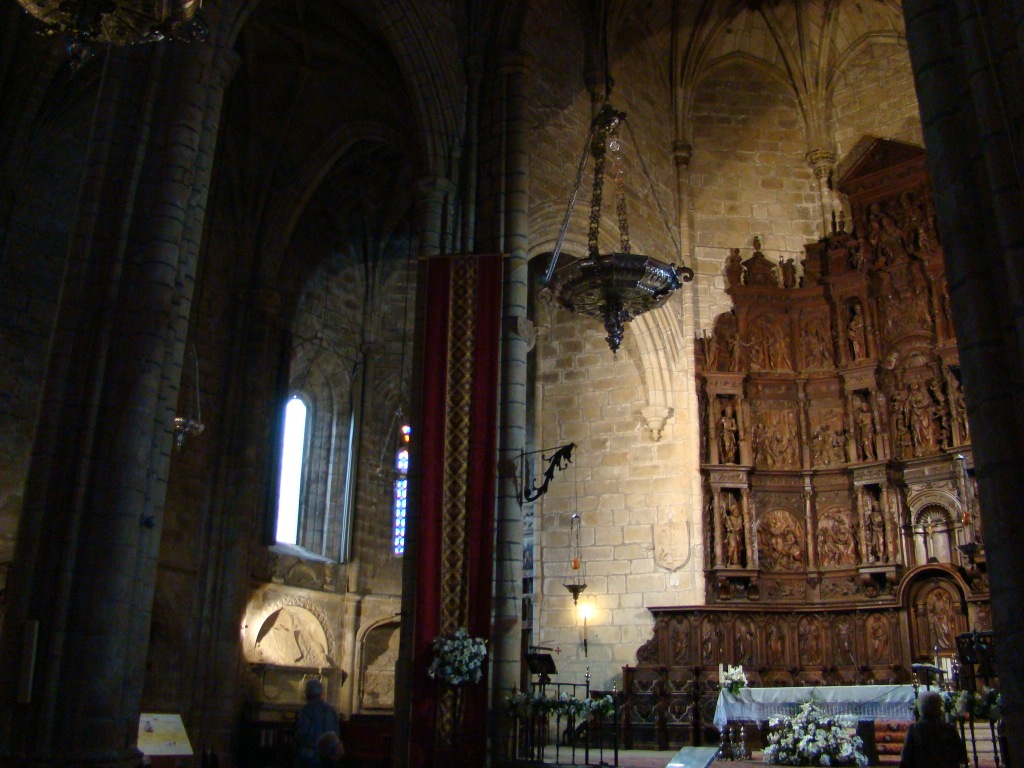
[763,700,868,766]
[427,628,488,686]
[721,664,748,695]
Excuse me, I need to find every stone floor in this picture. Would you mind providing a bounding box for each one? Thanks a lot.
[608,749,998,768]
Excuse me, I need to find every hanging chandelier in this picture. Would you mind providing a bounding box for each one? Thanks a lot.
[17,0,207,48]
[542,103,693,354]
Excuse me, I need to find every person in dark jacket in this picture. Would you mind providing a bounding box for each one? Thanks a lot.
[900,690,968,768]
[294,679,340,768]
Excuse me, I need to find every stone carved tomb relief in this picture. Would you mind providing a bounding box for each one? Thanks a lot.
[360,622,399,711]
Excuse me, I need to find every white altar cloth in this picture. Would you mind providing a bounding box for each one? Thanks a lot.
[713,685,916,729]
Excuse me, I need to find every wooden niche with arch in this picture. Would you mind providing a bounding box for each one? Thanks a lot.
[906,575,968,662]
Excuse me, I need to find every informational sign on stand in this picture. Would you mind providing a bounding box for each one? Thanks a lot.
[138,713,194,757]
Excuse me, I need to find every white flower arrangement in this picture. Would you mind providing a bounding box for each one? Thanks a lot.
[916,687,1002,722]
[427,628,487,686]
[763,701,868,767]
[505,691,615,720]
[721,664,748,695]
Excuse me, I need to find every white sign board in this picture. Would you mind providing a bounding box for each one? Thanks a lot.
[138,713,194,756]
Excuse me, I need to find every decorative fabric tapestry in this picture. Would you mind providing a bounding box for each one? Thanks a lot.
[410,253,503,768]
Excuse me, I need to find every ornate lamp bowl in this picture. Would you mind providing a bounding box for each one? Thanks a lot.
[19,0,205,46]
[551,252,693,353]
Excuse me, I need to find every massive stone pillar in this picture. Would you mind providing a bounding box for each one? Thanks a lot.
[490,49,530,758]
[0,35,231,768]
[902,1,1024,762]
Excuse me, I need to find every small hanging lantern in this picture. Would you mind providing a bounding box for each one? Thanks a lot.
[563,513,587,605]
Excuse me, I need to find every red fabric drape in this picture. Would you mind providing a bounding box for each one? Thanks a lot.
[409,254,503,768]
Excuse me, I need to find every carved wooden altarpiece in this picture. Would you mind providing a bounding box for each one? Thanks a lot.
[626,140,991,748]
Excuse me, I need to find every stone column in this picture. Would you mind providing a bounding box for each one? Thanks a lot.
[806,149,837,237]
[0,35,231,767]
[903,1,1024,758]
[673,141,694,265]
[490,50,530,760]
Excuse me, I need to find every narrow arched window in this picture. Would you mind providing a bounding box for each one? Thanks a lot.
[392,425,411,555]
[276,396,308,545]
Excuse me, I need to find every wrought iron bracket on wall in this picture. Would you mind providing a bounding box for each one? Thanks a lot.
[518,443,576,504]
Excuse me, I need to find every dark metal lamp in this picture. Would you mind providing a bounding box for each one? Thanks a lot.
[542,104,693,354]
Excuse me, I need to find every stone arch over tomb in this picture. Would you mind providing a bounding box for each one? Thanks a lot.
[247,600,337,669]
[357,618,401,713]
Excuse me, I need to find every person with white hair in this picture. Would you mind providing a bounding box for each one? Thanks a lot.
[899,690,968,768]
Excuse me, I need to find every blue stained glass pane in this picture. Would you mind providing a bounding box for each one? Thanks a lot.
[393,478,408,555]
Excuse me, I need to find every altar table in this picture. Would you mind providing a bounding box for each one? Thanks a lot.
[713,685,916,729]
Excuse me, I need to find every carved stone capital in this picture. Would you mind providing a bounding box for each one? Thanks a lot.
[673,141,693,168]
[806,149,837,180]
[641,405,673,441]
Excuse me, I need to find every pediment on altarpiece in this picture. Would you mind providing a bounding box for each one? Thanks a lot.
[838,138,927,199]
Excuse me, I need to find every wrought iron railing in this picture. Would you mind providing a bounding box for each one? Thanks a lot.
[504,681,621,766]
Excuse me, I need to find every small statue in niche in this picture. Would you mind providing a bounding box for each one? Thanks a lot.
[798,618,823,665]
[720,403,739,464]
[725,248,744,288]
[766,320,792,370]
[810,424,832,467]
[926,589,956,650]
[866,494,886,563]
[868,615,890,664]
[929,377,952,448]
[847,303,867,360]
[767,621,785,661]
[879,214,910,263]
[855,397,876,461]
[908,381,938,455]
[836,620,856,666]
[702,331,720,371]
[950,374,970,442]
[781,258,797,288]
[702,619,724,663]
[735,618,756,664]
[673,624,690,665]
[891,387,913,458]
[723,493,745,567]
